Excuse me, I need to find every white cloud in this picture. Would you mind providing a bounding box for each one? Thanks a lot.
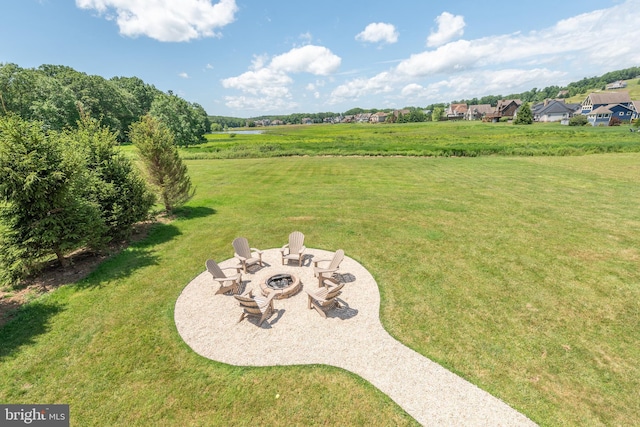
[75,0,238,42]
[270,45,341,75]
[355,22,399,44]
[328,72,395,104]
[396,40,482,77]
[221,68,292,97]
[222,45,341,111]
[432,68,567,99]
[250,54,270,71]
[299,32,313,44]
[427,12,465,47]
[400,83,425,97]
[224,95,298,113]
[205,64,214,70]
[330,1,640,107]
[178,72,190,79]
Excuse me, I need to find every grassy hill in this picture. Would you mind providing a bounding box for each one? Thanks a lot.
[565,78,640,103]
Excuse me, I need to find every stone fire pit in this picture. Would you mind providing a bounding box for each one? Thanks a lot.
[260,273,301,299]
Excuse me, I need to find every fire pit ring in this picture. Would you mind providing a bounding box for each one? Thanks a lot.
[260,273,301,299]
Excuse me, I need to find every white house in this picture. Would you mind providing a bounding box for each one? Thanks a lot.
[531,100,581,123]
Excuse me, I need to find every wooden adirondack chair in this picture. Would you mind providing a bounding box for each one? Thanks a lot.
[234,289,276,326]
[280,231,306,266]
[232,237,264,273]
[313,249,344,278]
[205,259,242,295]
[306,276,345,318]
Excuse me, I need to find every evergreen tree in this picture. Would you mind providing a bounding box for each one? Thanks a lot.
[70,114,155,239]
[0,115,105,284]
[514,103,533,125]
[129,114,195,213]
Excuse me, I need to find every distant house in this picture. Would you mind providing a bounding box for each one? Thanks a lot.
[356,113,372,123]
[370,112,388,123]
[301,117,313,125]
[393,109,410,118]
[484,99,522,122]
[586,104,634,126]
[446,103,468,120]
[465,104,493,120]
[496,99,522,117]
[581,91,632,115]
[606,80,627,90]
[531,99,581,123]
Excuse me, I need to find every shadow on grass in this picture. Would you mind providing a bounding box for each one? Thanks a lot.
[172,206,216,221]
[0,299,64,360]
[0,222,183,359]
[75,221,182,289]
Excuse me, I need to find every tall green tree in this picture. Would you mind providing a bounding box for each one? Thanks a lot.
[37,65,136,139]
[129,114,195,213]
[149,92,207,147]
[0,114,155,286]
[71,114,155,239]
[0,115,105,284]
[408,108,427,122]
[110,76,161,118]
[432,106,444,122]
[0,64,40,119]
[514,102,533,125]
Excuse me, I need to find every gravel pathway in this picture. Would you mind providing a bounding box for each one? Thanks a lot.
[174,248,536,426]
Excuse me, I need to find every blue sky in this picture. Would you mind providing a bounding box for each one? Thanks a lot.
[2,0,639,117]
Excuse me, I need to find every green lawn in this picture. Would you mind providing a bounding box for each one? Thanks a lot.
[191,120,640,158]
[1,153,639,425]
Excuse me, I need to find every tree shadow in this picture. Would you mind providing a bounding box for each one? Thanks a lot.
[75,222,181,289]
[0,299,64,360]
[0,221,183,358]
[172,206,217,221]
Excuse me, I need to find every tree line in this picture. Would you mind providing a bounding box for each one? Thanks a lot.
[565,67,640,96]
[0,63,210,146]
[0,63,200,287]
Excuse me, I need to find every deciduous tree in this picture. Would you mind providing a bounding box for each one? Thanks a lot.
[431,107,444,122]
[149,92,207,147]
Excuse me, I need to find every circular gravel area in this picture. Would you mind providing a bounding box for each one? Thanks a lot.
[175,248,536,426]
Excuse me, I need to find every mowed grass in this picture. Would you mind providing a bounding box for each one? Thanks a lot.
[1,153,639,426]
[191,120,640,158]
